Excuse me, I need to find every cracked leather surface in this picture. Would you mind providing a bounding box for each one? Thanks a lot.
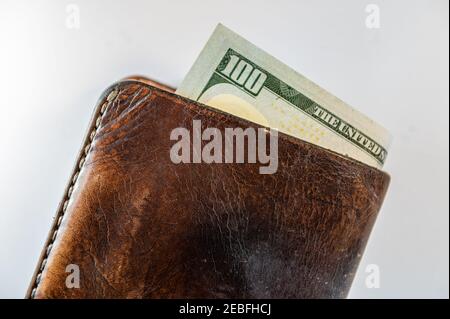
[29,80,390,299]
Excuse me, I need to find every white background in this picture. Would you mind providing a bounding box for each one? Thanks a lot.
[0,0,448,298]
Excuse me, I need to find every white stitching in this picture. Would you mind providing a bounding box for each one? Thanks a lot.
[30,89,118,298]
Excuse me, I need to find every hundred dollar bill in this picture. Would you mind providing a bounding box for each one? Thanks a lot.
[177,24,391,168]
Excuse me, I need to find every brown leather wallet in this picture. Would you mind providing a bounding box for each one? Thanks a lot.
[27,78,390,299]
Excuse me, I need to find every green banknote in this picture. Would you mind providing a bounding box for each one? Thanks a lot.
[177,24,391,168]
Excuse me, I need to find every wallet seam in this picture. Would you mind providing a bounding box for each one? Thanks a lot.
[28,88,119,299]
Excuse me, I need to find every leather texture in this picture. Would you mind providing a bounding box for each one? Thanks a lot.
[27,80,390,299]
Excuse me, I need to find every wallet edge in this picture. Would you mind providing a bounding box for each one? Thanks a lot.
[25,85,120,298]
